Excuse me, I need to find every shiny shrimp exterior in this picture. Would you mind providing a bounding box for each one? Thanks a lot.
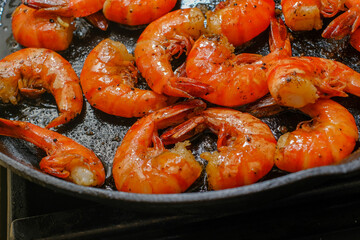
[0,48,83,129]
[12,4,74,51]
[185,17,291,107]
[22,0,105,17]
[267,56,360,108]
[161,108,276,190]
[275,99,358,172]
[113,100,205,194]
[350,28,360,51]
[0,118,105,186]
[206,0,275,46]
[134,8,213,98]
[81,38,172,118]
[103,0,177,26]
[322,1,360,51]
[281,0,346,31]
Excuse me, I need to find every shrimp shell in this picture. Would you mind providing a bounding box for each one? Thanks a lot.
[80,38,173,118]
[12,4,75,51]
[0,48,83,128]
[275,99,359,172]
[134,8,213,98]
[0,118,105,186]
[113,99,206,194]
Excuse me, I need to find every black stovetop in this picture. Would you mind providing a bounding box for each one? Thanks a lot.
[3,166,360,240]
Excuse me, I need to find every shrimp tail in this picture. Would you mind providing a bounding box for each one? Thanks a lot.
[161,116,206,145]
[321,0,346,17]
[154,99,207,129]
[22,0,66,9]
[322,6,360,39]
[46,111,78,129]
[269,17,292,56]
[167,77,214,98]
[85,11,109,31]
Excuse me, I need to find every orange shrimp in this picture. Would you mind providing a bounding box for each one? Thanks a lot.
[12,4,75,51]
[322,0,360,51]
[0,118,105,186]
[275,99,358,172]
[185,17,291,107]
[113,99,205,194]
[80,38,174,118]
[206,0,275,46]
[161,108,276,190]
[85,11,109,31]
[281,0,346,31]
[350,27,360,51]
[103,0,177,26]
[267,56,360,108]
[134,8,213,98]
[0,48,83,129]
[22,0,106,18]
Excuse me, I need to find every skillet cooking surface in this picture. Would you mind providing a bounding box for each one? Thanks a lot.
[1,0,360,214]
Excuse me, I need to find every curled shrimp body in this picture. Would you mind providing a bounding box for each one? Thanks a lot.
[281,0,346,31]
[206,0,275,46]
[267,56,360,108]
[81,39,173,118]
[103,0,177,26]
[12,4,74,51]
[0,48,83,129]
[113,99,205,194]
[134,8,213,98]
[0,118,105,186]
[185,17,291,107]
[161,108,276,190]
[23,0,105,17]
[275,99,358,172]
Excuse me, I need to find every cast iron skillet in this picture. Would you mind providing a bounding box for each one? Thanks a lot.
[1,0,360,214]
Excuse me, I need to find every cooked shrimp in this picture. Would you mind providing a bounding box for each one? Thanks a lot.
[134,8,213,98]
[185,17,291,107]
[85,11,109,31]
[113,99,205,194]
[275,99,358,172]
[206,0,275,46]
[267,56,360,108]
[161,108,276,190]
[281,0,346,31]
[103,0,177,26]
[80,38,174,118]
[322,1,360,51]
[0,118,105,186]
[350,28,360,51]
[22,0,105,17]
[0,48,83,129]
[12,4,75,51]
